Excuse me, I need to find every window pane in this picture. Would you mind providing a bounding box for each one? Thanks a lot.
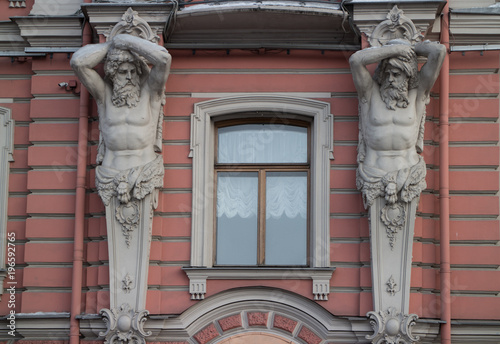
[265,172,307,265]
[218,124,307,164]
[216,172,258,265]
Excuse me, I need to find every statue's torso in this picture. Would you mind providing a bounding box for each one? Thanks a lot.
[98,84,159,171]
[361,86,421,172]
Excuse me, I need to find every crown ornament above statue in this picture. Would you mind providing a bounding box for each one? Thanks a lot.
[367,5,424,47]
[106,7,160,43]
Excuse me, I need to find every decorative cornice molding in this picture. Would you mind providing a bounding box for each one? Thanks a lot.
[10,16,84,48]
[449,12,500,46]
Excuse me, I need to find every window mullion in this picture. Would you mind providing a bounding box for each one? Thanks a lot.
[258,169,266,265]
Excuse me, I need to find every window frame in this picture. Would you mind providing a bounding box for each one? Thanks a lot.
[186,95,334,300]
[214,119,311,267]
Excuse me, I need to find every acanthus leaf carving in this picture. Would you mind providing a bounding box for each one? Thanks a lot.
[366,307,419,344]
[100,304,151,344]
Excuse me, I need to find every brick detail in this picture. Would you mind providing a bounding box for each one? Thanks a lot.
[193,324,220,344]
[17,342,69,344]
[298,326,322,344]
[247,312,268,326]
[273,314,297,333]
[218,314,242,332]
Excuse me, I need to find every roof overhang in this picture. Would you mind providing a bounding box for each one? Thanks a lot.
[167,1,358,50]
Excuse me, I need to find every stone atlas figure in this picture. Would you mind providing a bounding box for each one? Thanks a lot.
[71,8,171,343]
[349,6,445,344]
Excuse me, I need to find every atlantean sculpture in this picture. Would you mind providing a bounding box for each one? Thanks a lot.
[349,6,445,344]
[71,8,171,343]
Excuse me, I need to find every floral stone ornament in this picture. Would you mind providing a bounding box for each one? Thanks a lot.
[366,307,419,344]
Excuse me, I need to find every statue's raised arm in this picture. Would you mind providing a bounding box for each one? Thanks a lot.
[70,41,111,105]
[415,41,447,102]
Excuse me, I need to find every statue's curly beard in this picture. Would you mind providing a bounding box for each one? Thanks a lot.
[111,77,140,108]
[380,78,409,110]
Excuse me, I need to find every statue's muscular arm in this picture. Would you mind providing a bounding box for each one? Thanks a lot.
[112,34,172,100]
[349,44,414,102]
[70,41,111,105]
[415,41,446,100]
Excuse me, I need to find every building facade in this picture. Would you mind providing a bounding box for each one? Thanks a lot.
[0,0,499,343]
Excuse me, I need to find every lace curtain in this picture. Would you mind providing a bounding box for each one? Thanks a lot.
[216,172,307,219]
[218,124,307,163]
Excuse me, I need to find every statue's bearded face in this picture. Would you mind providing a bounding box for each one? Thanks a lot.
[111,61,141,108]
[380,65,410,110]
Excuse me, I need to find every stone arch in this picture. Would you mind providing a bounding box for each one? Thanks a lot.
[216,332,297,344]
[174,287,354,344]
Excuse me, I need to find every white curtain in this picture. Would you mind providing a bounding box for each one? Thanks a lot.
[216,173,258,218]
[217,173,307,219]
[218,124,307,163]
[266,173,307,219]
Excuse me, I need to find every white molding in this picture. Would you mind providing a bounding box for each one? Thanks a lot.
[0,107,14,299]
[184,268,335,301]
[449,12,500,45]
[188,95,333,299]
[12,16,84,48]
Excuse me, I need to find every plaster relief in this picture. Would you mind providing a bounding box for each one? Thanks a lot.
[71,8,171,344]
[349,6,445,344]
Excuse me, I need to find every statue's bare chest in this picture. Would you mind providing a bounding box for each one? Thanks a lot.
[102,98,152,128]
[367,90,418,128]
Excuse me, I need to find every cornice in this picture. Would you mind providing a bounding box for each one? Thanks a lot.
[11,15,83,48]
[449,11,500,45]
[0,21,27,52]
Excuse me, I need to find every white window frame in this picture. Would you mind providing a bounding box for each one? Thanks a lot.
[0,107,15,297]
[187,95,334,300]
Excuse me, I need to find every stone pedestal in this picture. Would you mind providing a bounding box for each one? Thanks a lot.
[99,193,156,344]
[366,197,419,344]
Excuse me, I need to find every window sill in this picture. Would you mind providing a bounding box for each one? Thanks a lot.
[183,266,335,301]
